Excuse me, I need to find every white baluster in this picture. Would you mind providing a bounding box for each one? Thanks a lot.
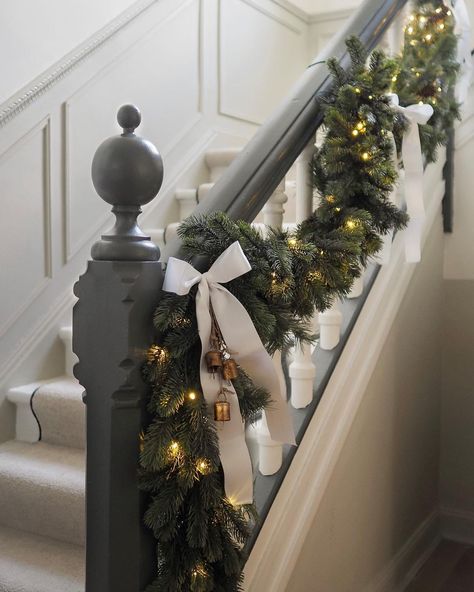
[257,350,287,475]
[289,140,316,408]
[257,187,288,473]
[347,273,364,299]
[319,299,343,350]
[257,411,283,475]
[290,341,315,408]
[146,189,197,254]
[295,141,315,222]
[176,188,197,218]
[262,179,287,228]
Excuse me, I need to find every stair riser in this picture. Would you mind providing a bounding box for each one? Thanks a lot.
[32,381,86,449]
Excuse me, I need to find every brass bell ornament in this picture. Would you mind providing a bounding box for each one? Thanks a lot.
[205,350,223,374]
[222,358,239,381]
[214,390,231,422]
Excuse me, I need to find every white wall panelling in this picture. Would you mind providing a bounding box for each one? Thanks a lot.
[0,118,52,338]
[307,10,353,58]
[218,0,308,124]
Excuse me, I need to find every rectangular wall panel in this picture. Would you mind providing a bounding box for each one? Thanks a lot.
[64,0,202,261]
[219,0,307,125]
[0,120,52,337]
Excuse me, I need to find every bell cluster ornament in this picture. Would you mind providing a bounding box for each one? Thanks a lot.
[205,305,239,422]
[205,306,239,382]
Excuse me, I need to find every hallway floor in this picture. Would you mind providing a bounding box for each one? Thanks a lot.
[406,540,474,592]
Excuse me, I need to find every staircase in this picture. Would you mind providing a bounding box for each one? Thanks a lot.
[1,0,471,589]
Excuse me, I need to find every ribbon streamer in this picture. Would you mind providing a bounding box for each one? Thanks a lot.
[163,241,295,504]
[446,0,472,105]
[388,94,434,263]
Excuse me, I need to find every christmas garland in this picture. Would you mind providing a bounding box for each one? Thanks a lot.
[140,5,465,589]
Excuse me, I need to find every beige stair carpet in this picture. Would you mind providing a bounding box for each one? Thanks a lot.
[0,441,85,546]
[0,525,84,592]
[0,376,87,591]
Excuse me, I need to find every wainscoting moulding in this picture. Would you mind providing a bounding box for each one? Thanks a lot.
[0,0,159,128]
[0,117,53,340]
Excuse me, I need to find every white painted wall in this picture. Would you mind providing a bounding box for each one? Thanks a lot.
[439,50,474,542]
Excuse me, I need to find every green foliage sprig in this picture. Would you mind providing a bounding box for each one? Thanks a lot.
[140,28,462,592]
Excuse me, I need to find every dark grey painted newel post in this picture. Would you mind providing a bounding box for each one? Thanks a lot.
[73,105,163,592]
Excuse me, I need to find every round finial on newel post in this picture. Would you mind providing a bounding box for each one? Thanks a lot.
[91,104,164,261]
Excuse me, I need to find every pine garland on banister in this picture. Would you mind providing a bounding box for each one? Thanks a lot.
[139,14,464,591]
[305,39,408,263]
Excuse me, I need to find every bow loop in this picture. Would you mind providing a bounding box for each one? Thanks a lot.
[163,258,202,296]
[388,93,433,126]
[206,241,252,285]
[402,103,434,126]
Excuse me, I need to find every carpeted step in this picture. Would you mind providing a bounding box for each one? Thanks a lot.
[32,378,85,449]
[0,441,84,546]
[0,524,84,592]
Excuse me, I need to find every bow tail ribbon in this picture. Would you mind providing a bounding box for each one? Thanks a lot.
[402,112,428,262]
[388,95,434,263]
[163,241,295,505]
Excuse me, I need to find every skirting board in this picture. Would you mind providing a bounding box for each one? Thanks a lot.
[365,512,441,592]
[440,507,474,545]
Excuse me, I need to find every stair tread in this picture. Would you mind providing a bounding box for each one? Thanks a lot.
[33,377,85,449]
[0,441,84,545]
[0,440,84,478]
[0,524,84,592]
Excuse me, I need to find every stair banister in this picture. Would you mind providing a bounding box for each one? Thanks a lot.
[73,105,163,592]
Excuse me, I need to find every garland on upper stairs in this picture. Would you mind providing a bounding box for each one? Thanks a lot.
[394,0,460,163]
[140,4,465,589]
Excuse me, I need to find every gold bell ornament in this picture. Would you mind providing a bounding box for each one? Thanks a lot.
[214,389,231,422]
[205,350,223,374]
[222,358,239,381]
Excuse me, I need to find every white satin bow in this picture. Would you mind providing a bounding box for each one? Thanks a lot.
[163,241,295,504]
[386,94,434,263]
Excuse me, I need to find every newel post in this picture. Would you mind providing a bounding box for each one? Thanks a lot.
[73,105,163,592]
